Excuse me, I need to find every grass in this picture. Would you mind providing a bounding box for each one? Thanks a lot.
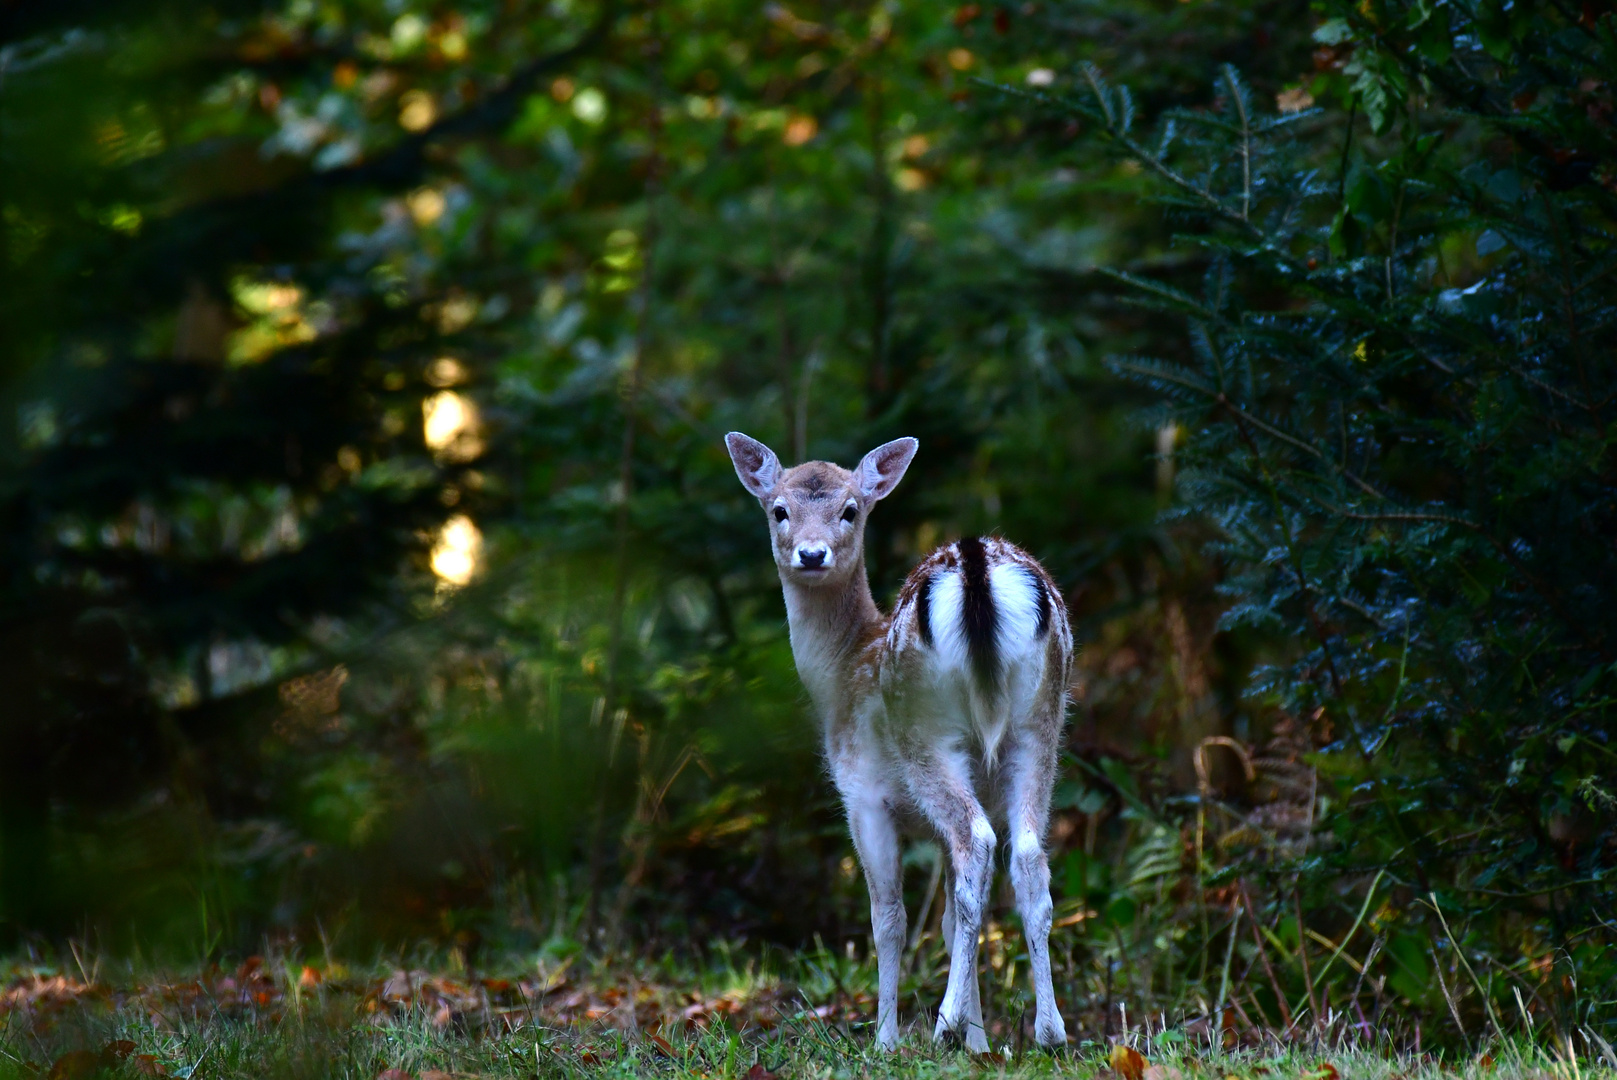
[3,945,1614,1080]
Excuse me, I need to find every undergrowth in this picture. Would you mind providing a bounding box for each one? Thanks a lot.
[3,944,1614,1079]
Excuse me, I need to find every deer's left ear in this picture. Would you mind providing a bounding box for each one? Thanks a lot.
[855,437,919,501]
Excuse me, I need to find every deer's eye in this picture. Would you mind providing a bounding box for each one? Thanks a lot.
[773,506,788,523]
[841,504,858,524]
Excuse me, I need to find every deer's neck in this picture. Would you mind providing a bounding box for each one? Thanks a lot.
[781,567,883,717]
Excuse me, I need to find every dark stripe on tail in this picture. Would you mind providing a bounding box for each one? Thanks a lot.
[1030,569,1051,638]
[957,536,999,686]
[916,573,934,648]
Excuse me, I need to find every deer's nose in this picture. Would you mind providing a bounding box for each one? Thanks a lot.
[797,547,827,569]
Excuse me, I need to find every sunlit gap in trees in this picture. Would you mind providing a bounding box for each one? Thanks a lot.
[423,362,483,586]
[431,515,482,587]
[423,385,483,462]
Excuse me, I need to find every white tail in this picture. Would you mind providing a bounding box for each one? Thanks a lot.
[725,432,1072,1051]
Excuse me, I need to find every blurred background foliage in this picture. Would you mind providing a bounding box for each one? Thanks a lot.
[0,0,1610,1049]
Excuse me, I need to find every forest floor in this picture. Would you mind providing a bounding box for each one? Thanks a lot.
[0,952,1607,1080]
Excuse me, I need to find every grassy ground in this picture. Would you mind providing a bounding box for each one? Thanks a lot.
[2,949,1611,1080]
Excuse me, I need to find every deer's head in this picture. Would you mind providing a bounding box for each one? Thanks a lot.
[725,433,918,588]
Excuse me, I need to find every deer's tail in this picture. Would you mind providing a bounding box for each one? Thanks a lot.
[956,535,1001,690]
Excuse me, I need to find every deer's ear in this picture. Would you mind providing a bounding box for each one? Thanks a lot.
[855,437,918,501]
[725,432,783,499]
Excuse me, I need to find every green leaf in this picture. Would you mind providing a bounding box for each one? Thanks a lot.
[1313,17,1356,44]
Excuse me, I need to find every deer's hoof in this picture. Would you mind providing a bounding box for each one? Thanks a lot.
[1034,1013,1068,1048]
[934,1016,989,1054]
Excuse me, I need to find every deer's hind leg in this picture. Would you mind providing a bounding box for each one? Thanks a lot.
[902,746,993,1053]
[1002,712,1067,1046]
[938,858,985,1044]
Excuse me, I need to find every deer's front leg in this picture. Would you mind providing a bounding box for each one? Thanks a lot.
[847,792,906,1049]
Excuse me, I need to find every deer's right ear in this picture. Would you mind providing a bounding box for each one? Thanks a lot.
[725,432,783,500]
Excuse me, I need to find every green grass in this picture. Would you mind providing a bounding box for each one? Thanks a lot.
[2,948,1612,1080]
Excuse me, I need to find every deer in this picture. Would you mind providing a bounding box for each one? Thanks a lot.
[724,432,1072,1052]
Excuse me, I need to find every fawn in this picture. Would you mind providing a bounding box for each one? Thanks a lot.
[724,432,1071,1051]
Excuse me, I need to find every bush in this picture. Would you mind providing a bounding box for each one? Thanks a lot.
[1022,0,1617,1038]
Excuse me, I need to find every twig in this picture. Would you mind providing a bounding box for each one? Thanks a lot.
[1431,942,1471,1051]
[1427,892,1506,1044]
[1349,936,1384,1026]
[1293,889,1322,1035]
[1222,66,1252,221]
[1239,880,1294,1030]
[1213,900,1243,1032]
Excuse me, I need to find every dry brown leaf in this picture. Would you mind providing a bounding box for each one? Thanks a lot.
[1304,1066,1340,1080]
[745,1065,778,1080]
[48,1052,110,1080]
[1111,1044,1147,1080]
[648,1034,676,1057]
[131,1056,168,1078]
[298,966,321,989]
[376,1070,414,1080]
[419,1071,454,1080]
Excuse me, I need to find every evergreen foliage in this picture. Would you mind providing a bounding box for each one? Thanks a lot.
[1023,0,1617,1030]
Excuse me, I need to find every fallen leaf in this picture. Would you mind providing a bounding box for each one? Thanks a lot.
[48,1052,110,1080]
[131,1056,168,1078]
[648,1034,676,1057]
[579,1050,601,1066]
[1305,1066,1340,1080]
[1478,1057,1496,1071]
[745,1065,777,1080]
[977,1051,1007,1065]
[298,966,322,989]
[376,1070,414,1080]
[103,1043,136,1061]
[1111,1044,1147,1080]
[1145,1066,1184,1080]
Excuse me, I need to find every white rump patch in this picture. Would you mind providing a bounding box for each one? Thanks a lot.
[920,562,1045,675]
[924,570,969,672]
[909,559,1050,767]
[988,562,1044,662]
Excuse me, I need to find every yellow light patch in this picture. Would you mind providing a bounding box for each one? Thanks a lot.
[431,514,482,586]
